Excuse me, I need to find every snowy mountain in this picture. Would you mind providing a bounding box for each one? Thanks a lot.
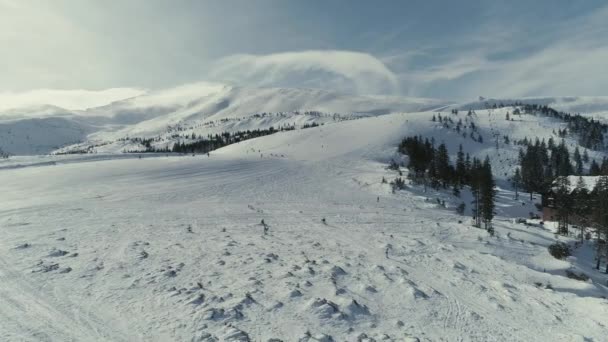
[0,83,452,155]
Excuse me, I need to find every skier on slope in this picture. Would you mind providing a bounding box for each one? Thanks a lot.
[261,219,269,235]
[385,244,392,259]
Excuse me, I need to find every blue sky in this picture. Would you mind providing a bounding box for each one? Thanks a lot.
[2,0,608,101]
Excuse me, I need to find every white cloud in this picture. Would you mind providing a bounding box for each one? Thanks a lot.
[209,50,399,95]
[0,88,146,111]
[391,4,608,99]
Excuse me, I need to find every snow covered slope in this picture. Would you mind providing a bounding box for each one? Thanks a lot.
[459,96,608,115]
[1,111,607,341]
[0,116,95,156]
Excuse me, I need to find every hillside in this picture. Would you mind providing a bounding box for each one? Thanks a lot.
[1,107,607,341]
[0,83,451,155]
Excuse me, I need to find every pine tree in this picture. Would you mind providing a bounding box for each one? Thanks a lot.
[464,153,472,184]
[590,159,601,176]
[480,157,496,232]
[428,159,439,189]
[512,168,522,200]
[548,137,555,150]
[601,157,608,176]
[554,176,572,235]
[573,176,590,243]
[435,143,451,188]
[456,144,466,188]
[592,176,608,271]
[470,158,483,228]
[520,143,545,200]
[573,147,583,175]
[583,149,589,163]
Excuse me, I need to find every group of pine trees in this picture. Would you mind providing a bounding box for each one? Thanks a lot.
[485,102,607,150]
[132,127,286,154]
[431,112,485,143]
[520,104,607,150]
[513,137,608,201]
[127,123,325,154]
[549,175,608,272]
[515,136,608,272]
[0,147,9,159]
[398,136,496,232]
[593,176,608,272]
[171,128,281,154]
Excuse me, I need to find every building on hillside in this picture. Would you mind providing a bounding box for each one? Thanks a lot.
[542,176,600,225]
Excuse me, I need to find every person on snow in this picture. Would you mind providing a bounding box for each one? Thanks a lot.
[385,244,392,259]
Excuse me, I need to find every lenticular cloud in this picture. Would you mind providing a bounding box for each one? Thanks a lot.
[209,50,399,95]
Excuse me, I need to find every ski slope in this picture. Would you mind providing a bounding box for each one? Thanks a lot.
[1,111,607,341]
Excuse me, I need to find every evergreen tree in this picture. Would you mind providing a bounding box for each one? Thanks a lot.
[435,143,451,188]
[470,158,483,228]
[601,157,608,175]
[589,159,601,176]
[520,142,545,200]
[480,157,496,232]
[554,176,572,235]
[592,176,608,271]
[512,168,522,200]
[573,147,583,175]
[456,144,466,188]
[428,159,440,189]
[464,153,472,184]
[548,137,555,150]
[553,140,573,177]
[573,176,590,243]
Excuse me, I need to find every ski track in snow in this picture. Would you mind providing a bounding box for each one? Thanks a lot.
[1,110,608,341]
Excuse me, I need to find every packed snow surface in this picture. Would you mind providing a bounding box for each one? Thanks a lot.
[1,111,607,341]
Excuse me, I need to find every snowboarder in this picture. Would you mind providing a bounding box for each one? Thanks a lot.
[321,218,326,225]
[377,196,380,203]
